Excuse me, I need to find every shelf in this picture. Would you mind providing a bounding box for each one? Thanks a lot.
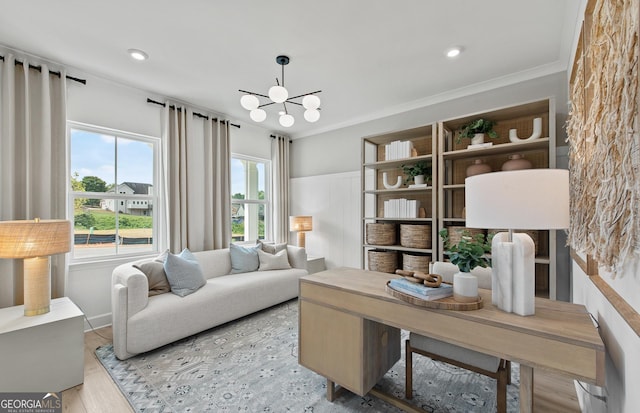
[442,137,550,160]
[364,187,433,194]
[363,244,433,254]
[442,218,466,223]
[363,154,433,170]
[363,217,433,222]
[443,184,465,190]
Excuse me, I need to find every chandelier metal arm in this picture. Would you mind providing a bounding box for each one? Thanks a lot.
[238,89,269,99]
[287,90,323,101]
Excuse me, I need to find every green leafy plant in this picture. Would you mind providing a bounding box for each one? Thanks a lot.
[457,118,498,143]
[439,228,492,273]
[401,161,431,184]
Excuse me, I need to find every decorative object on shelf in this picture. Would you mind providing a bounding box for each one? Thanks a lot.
[382,172,402,189]
[239,55,322,128]
[466,159,492,177]
[402,253,430,273]
[439,228,492,303]
[289,216,313,248]
[368,249,397,273]
[501,154,532,171]
[401,161,431,185]
[446,227,485,246]
[385,140,414,160]
[465,169,569,316]
[0,218,71,316]
[366,223,396,246]
[400,224,431,248]
[457,118,498,147]
[509,117,542,143]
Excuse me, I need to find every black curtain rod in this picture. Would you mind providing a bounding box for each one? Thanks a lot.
[0,55,86,85]
[147,98,240,128]
[270,134,292,143]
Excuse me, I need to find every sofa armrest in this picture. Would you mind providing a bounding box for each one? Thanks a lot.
[287,245,308,270]
[112,263,150,317]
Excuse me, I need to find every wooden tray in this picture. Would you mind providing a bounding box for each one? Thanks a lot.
[385,282,483,311]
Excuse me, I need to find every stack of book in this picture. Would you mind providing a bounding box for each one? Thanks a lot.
[385,140,413,160]
[383,198,421,218]
[388,278,452,301]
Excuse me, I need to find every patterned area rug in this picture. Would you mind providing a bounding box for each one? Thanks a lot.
[96,299,520,412]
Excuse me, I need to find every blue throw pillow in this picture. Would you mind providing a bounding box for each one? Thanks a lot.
[163,248,206,297]
[229,243,260,273]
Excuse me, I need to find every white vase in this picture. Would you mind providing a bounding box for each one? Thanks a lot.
[413,175,425,185]
[453,272,478,303]
[508,117,543,143]
[470,133,485,145]
[382,172,402,189]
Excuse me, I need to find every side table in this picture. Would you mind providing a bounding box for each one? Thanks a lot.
[306,256,326,274]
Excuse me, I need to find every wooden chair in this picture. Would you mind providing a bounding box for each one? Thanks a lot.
[405,262,511,413]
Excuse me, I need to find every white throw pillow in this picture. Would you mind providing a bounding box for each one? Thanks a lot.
[257,249,291,271]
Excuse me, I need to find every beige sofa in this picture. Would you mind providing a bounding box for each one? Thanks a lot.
[111,245,307,360]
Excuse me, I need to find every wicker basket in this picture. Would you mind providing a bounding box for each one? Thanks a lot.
[488,229,540,255]
[400,224,431,248]
[368,250,398,273]
[402,253,430,273]
[366,223,396,245]
[446,227,486,245]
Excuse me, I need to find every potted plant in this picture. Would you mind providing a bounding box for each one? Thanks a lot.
[457,118,498,145]
[401,161,431,185]
[439,228,492,302]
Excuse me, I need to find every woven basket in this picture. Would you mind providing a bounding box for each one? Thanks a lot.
[402,253,430,273]
[400,224,431,248]
[368,250,397,273]
[446,227,486,245]
[488,229,540,255]
[366,223,396,245]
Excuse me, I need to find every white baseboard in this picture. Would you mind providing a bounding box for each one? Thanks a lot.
[83,312,112,333]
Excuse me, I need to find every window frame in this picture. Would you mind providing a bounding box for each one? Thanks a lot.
[67,121,161,263]
[231,154,271,244]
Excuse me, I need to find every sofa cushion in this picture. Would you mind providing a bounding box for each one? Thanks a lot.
[133,261,171,296]
[258,248,291,271]
[230,243,260,273]
[164,248,206,297]
[257,240,287,254]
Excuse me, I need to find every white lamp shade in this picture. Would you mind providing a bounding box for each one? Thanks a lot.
[304,109,320,122]
[240,94,260,110]
[302,95,321,110]
[268,85,288,103]
[249,108,267,122]
[279,114,295,127]
[465,169,569,229]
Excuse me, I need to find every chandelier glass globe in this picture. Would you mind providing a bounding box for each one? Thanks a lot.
[304,109,320,123]
[302,95,321,110]
[240,94,260,110]
[268,85,289,103]
[250,108,267,122]
[279,114,295,127]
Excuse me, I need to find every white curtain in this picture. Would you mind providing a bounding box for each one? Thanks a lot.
[271,135,290,243]
[0,54,68,307]
[161,104,231,252]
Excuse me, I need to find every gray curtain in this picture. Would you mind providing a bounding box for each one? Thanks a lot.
[0,54,68,307]
[271,135,290,243]
[162,104,231,252]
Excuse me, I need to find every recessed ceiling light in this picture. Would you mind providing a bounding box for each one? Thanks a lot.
[128,49,149,61]
[446,47,462,58]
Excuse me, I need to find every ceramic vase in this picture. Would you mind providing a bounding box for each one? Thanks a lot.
[466,159,492,177]
[501,154,532,171]
[453,272,478,303]
[382,172,402,189]
[413,175,425,185]
[470,133,485,146]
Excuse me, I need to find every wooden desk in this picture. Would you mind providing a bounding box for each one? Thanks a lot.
[298,268,604,413]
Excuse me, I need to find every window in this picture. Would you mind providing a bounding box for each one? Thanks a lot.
[69,122,159,261]
[231,155,270,243]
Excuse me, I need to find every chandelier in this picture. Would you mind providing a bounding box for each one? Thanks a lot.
[239,55,322,128]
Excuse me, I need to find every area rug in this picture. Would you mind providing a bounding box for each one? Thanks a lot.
[96,300,520,412]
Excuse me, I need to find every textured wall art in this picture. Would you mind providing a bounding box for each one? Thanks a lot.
[566,0,640,271]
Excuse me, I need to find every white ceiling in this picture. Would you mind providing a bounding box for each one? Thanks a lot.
[0,0,583,138]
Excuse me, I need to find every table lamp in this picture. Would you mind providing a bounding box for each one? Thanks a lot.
[289,216,313,248]
[465,169,569,316]
[0,219,71,316]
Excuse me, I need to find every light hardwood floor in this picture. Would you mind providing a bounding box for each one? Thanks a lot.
[63,326,581,413]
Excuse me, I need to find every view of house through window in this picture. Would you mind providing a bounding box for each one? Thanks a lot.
[69,123,158,260]
[231,156,270,242]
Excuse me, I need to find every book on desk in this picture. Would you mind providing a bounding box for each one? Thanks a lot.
[388,278,453,301]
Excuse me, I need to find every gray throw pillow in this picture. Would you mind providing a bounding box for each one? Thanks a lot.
[256,239,287,254]
[133,261,171,296]
[257,248,291,271]
[163,248,206,297]
[230,243,260,273]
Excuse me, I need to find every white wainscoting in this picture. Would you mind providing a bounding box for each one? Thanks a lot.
[290,171,361,270]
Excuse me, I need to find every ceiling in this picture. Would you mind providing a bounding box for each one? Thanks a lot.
[0,0,583,138]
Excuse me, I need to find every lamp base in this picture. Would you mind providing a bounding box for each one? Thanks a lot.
[23,256,51,316]
[297,232,306,249]
[491,232,535,316]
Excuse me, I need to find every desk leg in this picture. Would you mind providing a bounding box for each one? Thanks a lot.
[520,364,534,413]
[326,379,336,401]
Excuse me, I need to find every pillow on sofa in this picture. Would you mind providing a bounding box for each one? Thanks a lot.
[256,239,287,254]
[163,248,206,297]
[133,261,171,296]
[230,243,260,273]
[258,248,291,271]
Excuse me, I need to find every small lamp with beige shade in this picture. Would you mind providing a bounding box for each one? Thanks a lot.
[289,216,312,248]
[0,219,71,316]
